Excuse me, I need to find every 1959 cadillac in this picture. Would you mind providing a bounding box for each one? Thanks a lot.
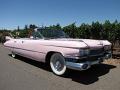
[4,28,112,75]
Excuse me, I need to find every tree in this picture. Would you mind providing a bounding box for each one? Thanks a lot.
[91,21,103,39]
[48,23,62,30]
[103,20,112,40]
[63,23,77,38]
[17,26,20,31]
[78,23,91,38]
[24,25,28,30]
[29,24,37,29]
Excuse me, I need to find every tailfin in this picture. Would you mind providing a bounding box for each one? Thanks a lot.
[5,36,13,41]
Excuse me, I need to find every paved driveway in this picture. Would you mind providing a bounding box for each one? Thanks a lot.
[0,44,120,90]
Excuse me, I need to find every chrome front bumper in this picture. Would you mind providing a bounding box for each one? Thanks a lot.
[66,60,101,71]
[65,52,112,71]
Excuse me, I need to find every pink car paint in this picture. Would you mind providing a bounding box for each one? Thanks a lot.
[4,38,110,60]
[4,30,112,75]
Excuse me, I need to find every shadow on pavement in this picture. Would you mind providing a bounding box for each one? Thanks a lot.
[9,54,51,72]
[63,64,116,85]
[9,54,116,85]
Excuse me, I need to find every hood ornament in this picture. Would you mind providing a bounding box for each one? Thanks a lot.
[98,41,103,46]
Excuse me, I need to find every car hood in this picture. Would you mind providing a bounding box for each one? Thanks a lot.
[48,38,109,49]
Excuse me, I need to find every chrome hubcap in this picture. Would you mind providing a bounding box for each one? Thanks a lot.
[54,60,63,71]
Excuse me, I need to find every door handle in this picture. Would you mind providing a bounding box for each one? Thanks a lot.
[22,41,24,43]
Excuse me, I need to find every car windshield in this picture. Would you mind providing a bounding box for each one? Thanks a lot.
[33,29,69,39]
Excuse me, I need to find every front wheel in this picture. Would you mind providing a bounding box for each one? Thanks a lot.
[50,53,67,76]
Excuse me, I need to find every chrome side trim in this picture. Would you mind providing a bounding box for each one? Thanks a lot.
[4,45,46,54]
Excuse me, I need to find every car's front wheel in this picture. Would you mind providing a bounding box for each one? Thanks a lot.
[50,53,67,76]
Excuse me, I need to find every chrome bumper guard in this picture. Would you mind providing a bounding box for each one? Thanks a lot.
[104,52,112,59]
[66,59,101,71]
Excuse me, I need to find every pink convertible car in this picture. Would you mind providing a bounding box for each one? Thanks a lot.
[4,28,112,75]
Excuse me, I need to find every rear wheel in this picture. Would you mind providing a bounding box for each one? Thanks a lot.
[50,53,67,76]
[11,52,16,58]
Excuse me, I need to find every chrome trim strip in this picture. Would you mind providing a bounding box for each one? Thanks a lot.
[71,53,104,59]
[4,45,46,54]
[39,44,87,49]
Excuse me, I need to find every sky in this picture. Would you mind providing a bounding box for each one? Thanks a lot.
[0,0,120,30]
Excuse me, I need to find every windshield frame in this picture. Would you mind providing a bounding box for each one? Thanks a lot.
[32,29,69,39]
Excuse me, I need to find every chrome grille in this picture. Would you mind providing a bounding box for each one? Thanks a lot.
[90,48,104,56]
[77,55,104,63]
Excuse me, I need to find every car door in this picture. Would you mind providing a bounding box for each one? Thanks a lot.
[13,39,24,55]
[19,39,46,62]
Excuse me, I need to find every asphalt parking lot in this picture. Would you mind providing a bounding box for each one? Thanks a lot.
[0,44,120,90]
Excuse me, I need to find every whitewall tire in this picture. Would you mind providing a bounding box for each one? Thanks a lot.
[50,53,67,76]
[11,52,16,58]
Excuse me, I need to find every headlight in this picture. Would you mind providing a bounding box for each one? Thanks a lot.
[104,45,111,51]
[79,49,90,57]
